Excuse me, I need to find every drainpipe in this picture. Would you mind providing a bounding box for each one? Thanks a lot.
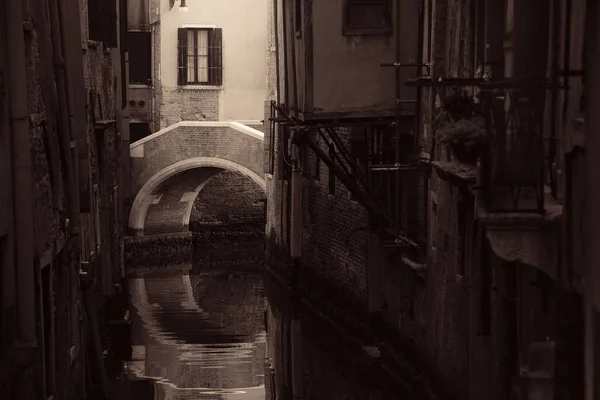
[56,0,81,233]
[273,0,281,105]
[6,0,37,347]
[289,143,303,400]
[48,0,79,237]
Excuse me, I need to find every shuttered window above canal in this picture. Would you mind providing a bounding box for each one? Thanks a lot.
[177,28,223,86]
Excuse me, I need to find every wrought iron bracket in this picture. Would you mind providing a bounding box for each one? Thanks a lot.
[405,76,488,87]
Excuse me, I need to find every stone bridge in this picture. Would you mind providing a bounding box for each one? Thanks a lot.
[128,121,265,236]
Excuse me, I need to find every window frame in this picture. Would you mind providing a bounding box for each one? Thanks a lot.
[187,28,210,85]
[177,27,223,87]
[342,0,393,36]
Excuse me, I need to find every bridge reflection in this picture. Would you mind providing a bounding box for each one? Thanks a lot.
[127,265,267,399]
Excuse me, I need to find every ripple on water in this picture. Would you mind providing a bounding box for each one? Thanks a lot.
[126,268,267,400]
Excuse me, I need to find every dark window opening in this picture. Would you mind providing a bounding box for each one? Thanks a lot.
[88,0,118,47]
[177,28,223,86]
[328,146,336,195]
[343,0,392,35]
[130,122,152,143]
[295,0,302,36]
[128,31,152,85]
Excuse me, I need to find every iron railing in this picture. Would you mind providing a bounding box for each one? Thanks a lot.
[479,77,546,213]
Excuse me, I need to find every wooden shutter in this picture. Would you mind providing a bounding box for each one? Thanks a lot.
[209,28,223,86]
[177,28,188,85]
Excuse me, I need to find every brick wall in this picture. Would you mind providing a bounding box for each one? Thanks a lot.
[125,232,193,268]
[301,128,369,314]
[191,171,265,225]
[159,88,221,129]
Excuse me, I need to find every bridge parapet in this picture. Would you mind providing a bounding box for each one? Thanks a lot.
[129,121,265,236]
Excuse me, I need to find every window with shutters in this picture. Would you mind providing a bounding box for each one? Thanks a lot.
[342,0,392,35]
[177,28,223,86]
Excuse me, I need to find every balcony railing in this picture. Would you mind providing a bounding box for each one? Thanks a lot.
[479,77,546,213]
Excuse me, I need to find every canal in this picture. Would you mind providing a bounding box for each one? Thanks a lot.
[118,237,412,399]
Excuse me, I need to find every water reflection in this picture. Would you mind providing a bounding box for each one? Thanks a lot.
[127,265,267,399]
[264,273,415,400]
[125,262,416,400]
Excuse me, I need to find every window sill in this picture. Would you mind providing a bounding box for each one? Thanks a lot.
[129,84,153,89]
[342,28,392,37]
[178,85,223,91]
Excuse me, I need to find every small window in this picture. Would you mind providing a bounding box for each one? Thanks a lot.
[343,0,392,36]
[295,0,302,36]
[177,28,223,86]
[130,122,152,143]
[128,31,152,85]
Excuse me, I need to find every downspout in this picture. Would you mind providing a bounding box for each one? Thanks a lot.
[289,146,303,399]
[6,0,37,346]
[48,0,79,236]
[273,0,281,106]
[56,0,81,233]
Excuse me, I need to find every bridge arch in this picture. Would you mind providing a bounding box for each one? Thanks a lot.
[129,157,266,236]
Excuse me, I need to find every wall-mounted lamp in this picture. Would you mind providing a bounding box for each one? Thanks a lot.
[179,0,188,12]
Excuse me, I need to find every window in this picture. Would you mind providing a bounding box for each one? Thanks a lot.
[88,0,118,47]
[342,0,392,35]
[177,28,223,86]
[295,0,302,36]
[128,31,152,85]
[130,122,152,143]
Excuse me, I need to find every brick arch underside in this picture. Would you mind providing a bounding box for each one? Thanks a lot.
[129,158,266,236]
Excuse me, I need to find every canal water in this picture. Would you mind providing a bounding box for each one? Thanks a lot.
[121,242,411,399]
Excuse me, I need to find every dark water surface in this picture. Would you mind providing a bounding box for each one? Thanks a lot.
[126,265,267,399]
[122,253,411,399]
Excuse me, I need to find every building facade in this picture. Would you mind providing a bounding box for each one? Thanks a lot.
[127,0,269,141]
[266,0,599,399]
[0,0,128,398]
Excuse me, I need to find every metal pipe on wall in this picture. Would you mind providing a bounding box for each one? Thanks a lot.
[48,0,79,235]
[6,0,37,346]
[289,157,303,400]
[56,0,82,232]
[273,0,281,106]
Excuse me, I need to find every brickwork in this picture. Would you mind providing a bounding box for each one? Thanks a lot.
[159,88,221,129]
[125,232,193,268]
[191,171,265,225]
[131,125,263,196]
[301,129,369,311]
